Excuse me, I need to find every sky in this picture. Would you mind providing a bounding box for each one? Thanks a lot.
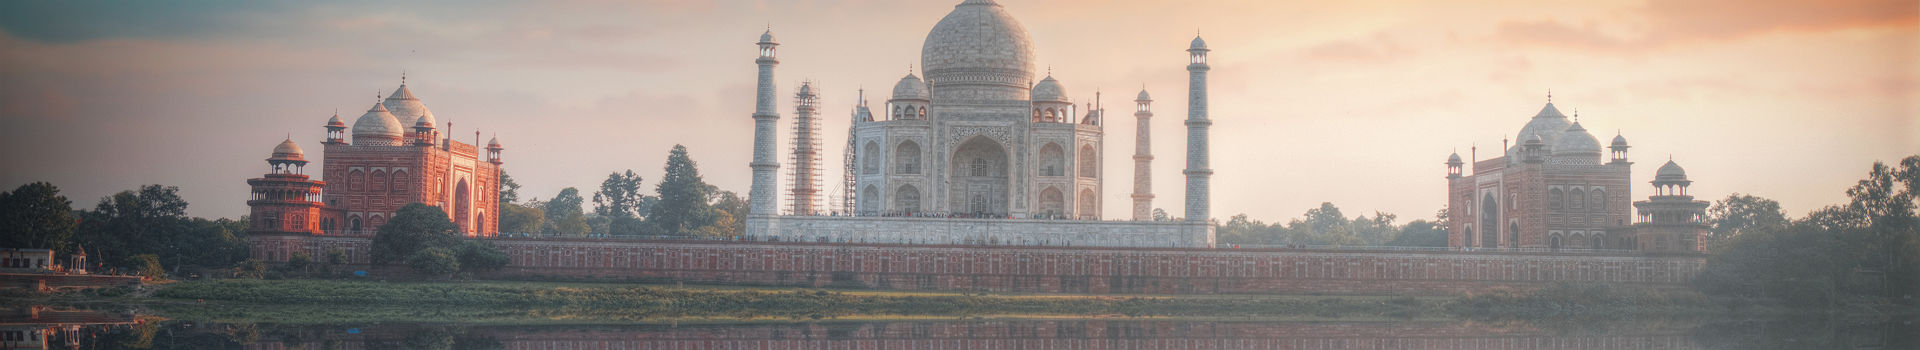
[0,0,1915,223]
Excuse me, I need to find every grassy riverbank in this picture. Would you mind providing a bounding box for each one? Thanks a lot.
[129,278,1856,324]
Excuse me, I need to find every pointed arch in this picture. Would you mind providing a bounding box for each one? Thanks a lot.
[1508,222,1520,248]
[894,140,921,174]
[1480,193,1498,249]
[894,185,921,214]
[1077,188,1097,220]
[1591,188,1608,210]
[859,185,880,214]
[862,141,881,174]
[370,170,389,193]
[1077,144,1097,178]
[1038,143,1065,177]
[950,136,1009,216]
[1549,188,1564,210]
[1569,188,1586,210]
[348,170,366,191]
[1038,187,1065,217]
[455,178,472,233]
[391,169,410,194]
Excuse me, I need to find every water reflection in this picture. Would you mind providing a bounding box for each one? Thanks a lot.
[10,306,1910,350]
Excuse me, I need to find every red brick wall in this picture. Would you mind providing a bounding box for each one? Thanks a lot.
[469,238,1702,295]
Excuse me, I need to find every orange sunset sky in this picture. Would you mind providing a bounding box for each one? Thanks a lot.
[1,0,1915,222]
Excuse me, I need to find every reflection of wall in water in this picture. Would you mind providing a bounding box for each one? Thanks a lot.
[243,320,1712,350]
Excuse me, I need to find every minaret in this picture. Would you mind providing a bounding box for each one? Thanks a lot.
[748,29,782,216]
[789,82,822,215]
[844,89,870,214]
[1183,35,1212,223]
[1131,88,1155,220]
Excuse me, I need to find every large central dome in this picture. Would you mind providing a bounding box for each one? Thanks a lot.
[921,0,1037,99]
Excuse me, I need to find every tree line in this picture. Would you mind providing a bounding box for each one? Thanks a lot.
[0,182,248,278]
[496,144,747,238]
[1216,203,1448,248]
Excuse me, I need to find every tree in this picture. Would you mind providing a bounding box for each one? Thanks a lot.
[497,202,544,234]
[1386,220,1447,247]
[1843,156,1919,301]
[1706,193,1788,251]
[133,254,166,279]
[285,251,312,273]
[1217,214,1269,245]
[75,184,190,269]
[593,170,648,218]
[541,188,588,236]
[711,191,747,236]
[499,171,521,204]
[456,240,510,272]
[407,247,461,277]
[0,182,77,253]
[371,203,461,265]
[649,145,718,236]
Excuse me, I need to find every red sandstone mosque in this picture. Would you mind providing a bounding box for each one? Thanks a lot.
[1445,97,1709,254]
[246,78,503,262]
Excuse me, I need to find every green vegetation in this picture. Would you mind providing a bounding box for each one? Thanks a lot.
[369,203,513,277]
[0,182,78,255]
[538,187,589,236]
[650,144,727,236]
[3,183,252,277]
[592,169,653,235]
[1218,203,1447,247]
[1693,156,1919,308]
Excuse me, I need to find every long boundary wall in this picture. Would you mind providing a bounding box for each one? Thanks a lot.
[482,238,1703,295]
[252,234,1704,295]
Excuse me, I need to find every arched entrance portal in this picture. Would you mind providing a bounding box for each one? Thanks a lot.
[455,178,472,235]
[1480,193,1498,248]
[950,136,1009,216]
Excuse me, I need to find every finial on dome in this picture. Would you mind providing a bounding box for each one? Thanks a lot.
[1547,88,1552,103]
[401,70,407,85]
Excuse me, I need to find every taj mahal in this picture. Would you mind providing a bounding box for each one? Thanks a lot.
[742,0,1217,248]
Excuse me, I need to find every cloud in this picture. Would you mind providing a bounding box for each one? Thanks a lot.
[1494,0,1917,53]
[1301,33,1415,63]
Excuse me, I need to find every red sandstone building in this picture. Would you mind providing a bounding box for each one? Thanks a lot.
[247,79,503,262]
[1445,98,1707,254]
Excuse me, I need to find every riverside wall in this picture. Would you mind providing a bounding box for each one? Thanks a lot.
[478,238,1704,295]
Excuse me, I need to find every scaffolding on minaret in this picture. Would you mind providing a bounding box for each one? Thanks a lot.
[788,81,824,215]
[842,88,869,215]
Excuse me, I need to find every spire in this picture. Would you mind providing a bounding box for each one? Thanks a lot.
[1547,88,1552,103]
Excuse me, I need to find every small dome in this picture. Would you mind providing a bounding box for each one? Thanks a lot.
[383,83,435,129]
[1611,133,1629,147]
[1526,134,1544,144]
[1552,121,1603,158]
[351,102,405,145]
[1508,102,1571,157]
[487,135,502,148]
[271,138,305,161]
[759,29,776,43]
[1190,36,1208,51]
[891,73,929,100]
[1135,89,1151,101]
[326,113,345,127]
[798,82,815,96]
[1447,152,1463,164]
[1655,160,1690,183]
[1030,75,1068,102]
